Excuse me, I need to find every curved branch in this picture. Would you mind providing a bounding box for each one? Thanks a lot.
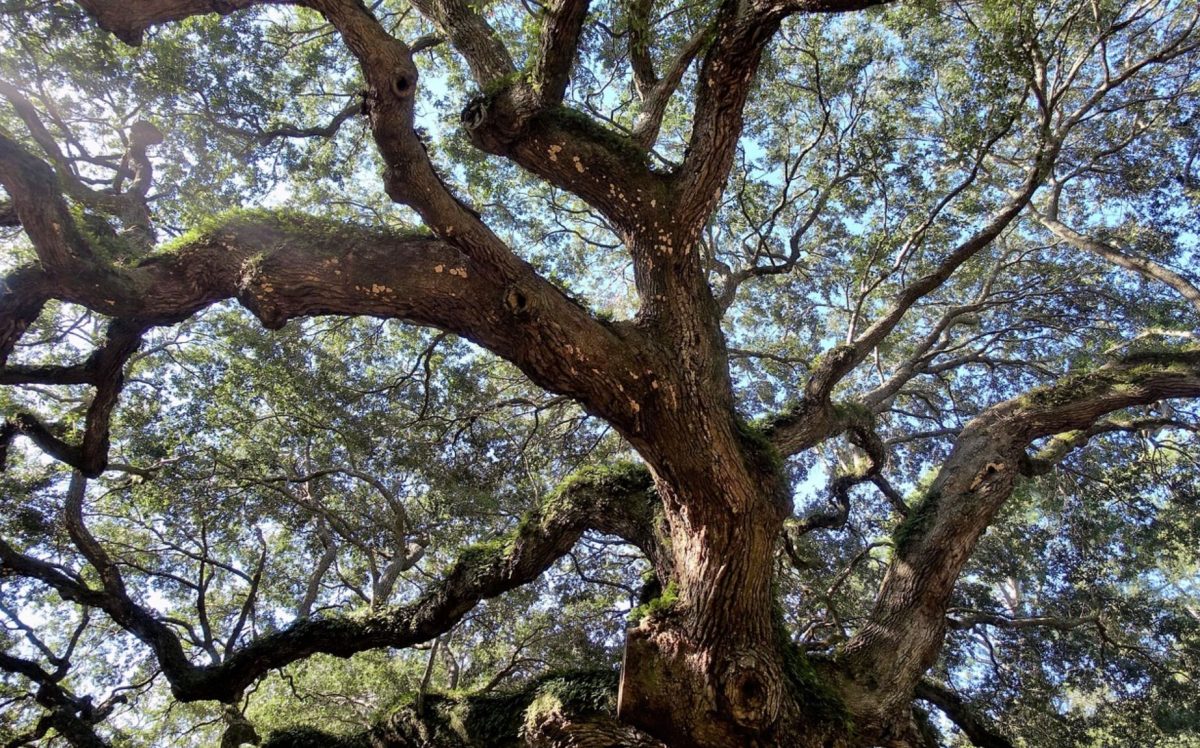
[0,141,647,426]
[2,320,144,476]
[915,680,1014,748]
[0,81,157,249]
[790,417,884,536]
[73,0,280,45]
[4,463,658,703]
[0,131,95,269]
[0,650,114,748]
[626,0,658,98]
[1034,207,1200,318]
[671,0,893,233]
[840,349,1200,712]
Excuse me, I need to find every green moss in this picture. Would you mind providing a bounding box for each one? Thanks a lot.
[482,69,524,97]
[343,670,618,747]
[832,400,872,426]
[736,417,784,474]
[541,105,657,166]
[773,603,852,732]
[1019,348,1200,410]
[70,205,135,262]
[152,207,428,256]
[892,490,940,554]
[628,580,678,624]
[457,461,651,575]
[455,535,512,569]
[550,459,648,501]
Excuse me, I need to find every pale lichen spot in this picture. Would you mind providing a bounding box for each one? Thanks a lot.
[548,144,563,162]
[630,400,641,414]
[572,155,585,173]
[434,264,445,273]
[449,267,468,278]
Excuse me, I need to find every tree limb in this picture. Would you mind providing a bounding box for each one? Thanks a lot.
[915,680,1014,748]
[1033,206,1200,318]
[840,349,1200,714]
[529,0,592,108]
[73,0,283,45]
[2,463,659,703]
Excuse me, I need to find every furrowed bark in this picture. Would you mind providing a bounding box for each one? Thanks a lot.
[407,0,516,87]
[528,0,592,108]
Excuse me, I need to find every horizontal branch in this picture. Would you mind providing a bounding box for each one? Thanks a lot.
[946,609,1099,632]
[0,199,648,429]
[73,0,281,45]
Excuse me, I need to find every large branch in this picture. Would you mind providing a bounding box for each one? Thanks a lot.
[837,349,1200,715]
[914,680,1014,748]
[0,121,648,430]
[2,464,659,703]
[2,74,158,250]
[73,0,285,45]
[671,0,891,233]
[403,0,672,239]
[528,0,592,108]
[0,131,96,270]
[1033,206,1200,318]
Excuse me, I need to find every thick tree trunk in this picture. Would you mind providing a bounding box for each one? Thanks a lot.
[613,398,859,747]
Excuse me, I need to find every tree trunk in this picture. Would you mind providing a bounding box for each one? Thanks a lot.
[611,391,859,747]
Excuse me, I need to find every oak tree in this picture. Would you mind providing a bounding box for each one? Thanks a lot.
[1,0,1199,746]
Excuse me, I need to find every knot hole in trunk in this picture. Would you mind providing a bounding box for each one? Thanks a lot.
[722,651,784,732]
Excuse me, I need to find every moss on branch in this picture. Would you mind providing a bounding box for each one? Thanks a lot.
[152,207,429,257]
[262,670,619,748]
[628,580,679,624]
[891,490,940,555]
